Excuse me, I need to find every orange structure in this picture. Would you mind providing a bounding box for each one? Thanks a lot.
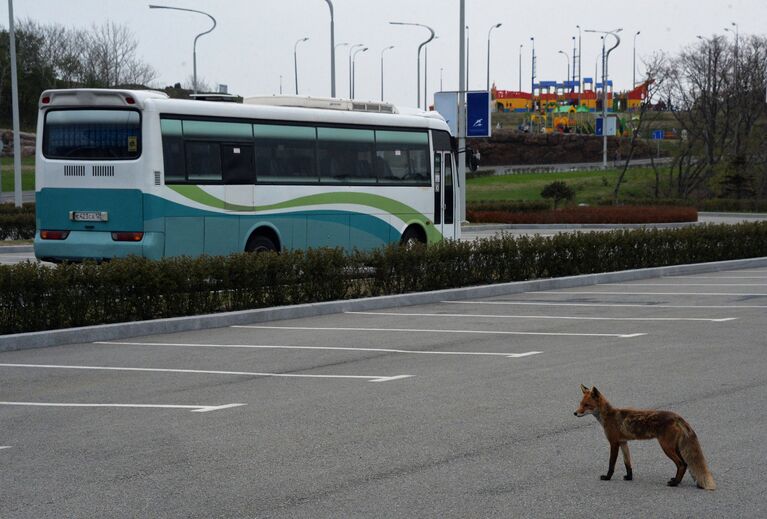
[614,79,654,111]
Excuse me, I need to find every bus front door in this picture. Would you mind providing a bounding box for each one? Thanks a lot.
[434,151,458,241]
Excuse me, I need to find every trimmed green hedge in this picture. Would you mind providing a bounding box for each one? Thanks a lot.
[2,222,767,335]
[0,203,35,240]
[596,198,767,213]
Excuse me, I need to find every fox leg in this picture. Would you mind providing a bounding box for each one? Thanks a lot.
[601,442,619,481]
[658,436,687,486]
[620,442,633,481]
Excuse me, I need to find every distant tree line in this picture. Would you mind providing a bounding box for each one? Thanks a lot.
[0,19,157,130]
[657,33,767,199]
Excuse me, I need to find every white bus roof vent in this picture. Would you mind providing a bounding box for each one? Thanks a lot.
[244,95,399,114]
[351,102,396,114]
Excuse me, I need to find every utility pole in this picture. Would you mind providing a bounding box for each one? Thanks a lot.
[8,0,22,207]
[324,1,336,97]
[458,1,467,222]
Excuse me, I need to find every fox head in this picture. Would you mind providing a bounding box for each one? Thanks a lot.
[574,384,602,417]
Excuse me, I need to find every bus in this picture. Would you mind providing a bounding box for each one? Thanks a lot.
[34,89,460,261]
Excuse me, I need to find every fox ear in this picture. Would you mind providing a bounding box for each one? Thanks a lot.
[591,386,601,398]
[580,384,590,394]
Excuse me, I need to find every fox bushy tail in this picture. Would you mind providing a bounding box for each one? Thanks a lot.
[679,428,716,490]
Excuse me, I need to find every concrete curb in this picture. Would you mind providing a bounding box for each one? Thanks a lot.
[2,256,766,353]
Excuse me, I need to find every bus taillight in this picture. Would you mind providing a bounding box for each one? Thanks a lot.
[111,232,144,242]
[40,230,70,240]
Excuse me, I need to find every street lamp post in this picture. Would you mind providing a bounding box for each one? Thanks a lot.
[571,36,577,90]
[7,0,22,206]
[576,25,582,101]
[558,50,570,89]
[351,47,368,99]
[380,45,395,101]
[294,37,309,95]
[348,43,364,98]
[486,23,502,92]
[465,25,470,90]
[530,37,536,95]
[323,1,336,97]
[459,0,467,222]
[424,36,437,110]
[518,43,524,92]
[633,30,641,87]
[149,4,216,95]
[585,28,622,169]
[390,21,435,108]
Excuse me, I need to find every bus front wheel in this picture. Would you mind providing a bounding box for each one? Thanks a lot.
[400,226,426,248]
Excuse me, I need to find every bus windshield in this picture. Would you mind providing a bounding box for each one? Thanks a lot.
[43,109,141,160]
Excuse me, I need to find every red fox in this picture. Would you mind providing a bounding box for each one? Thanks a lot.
[574,385,716,490]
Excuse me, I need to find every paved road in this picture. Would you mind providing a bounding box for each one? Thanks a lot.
[488,157,673,175]
[0,191,35,204]
[2,267,766,517]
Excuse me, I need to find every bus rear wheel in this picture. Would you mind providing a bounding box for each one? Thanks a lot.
[245,234,277,253]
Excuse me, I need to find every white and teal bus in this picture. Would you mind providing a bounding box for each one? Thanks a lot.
[34,89,459,261]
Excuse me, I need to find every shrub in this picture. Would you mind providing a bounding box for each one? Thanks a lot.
[2,222,766,335]
[541,181,575,208]
[0,213,35,240]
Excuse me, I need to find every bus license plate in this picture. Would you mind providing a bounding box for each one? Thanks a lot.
[69,211,109,222]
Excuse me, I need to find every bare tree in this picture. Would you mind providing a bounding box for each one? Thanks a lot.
[78,21,156,87]
[659,33,767,199]
[613,52,667,201]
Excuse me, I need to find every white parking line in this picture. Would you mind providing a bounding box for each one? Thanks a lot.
[96,341,543,359]
[443,301,767,309]
[679,276,767,280]
[0,402,246,413]
[0,446,11,450]
[232,325,645,339]
[602,283,767,287]
[527,291,767,297]
[345,311,736,323]
[0,363,411,383]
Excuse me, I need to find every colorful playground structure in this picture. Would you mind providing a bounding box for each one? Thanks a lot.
[491,79,653,134]
[492,79,652,113]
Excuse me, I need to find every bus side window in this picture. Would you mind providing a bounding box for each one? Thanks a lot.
[186,141,222,182]
[222,144,255,184]
[162,136,186,183]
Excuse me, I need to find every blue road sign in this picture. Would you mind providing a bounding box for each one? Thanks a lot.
[652,130,665,140]
[466,91,491,138]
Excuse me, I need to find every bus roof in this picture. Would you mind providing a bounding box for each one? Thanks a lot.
[152,96,450,133]
[39,88,451,134]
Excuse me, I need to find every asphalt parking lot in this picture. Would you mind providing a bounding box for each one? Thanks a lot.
[2,266,767,518]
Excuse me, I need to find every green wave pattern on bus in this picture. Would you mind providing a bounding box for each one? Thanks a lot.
[168,185,443,242]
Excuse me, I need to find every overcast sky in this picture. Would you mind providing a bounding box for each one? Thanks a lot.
[4,1,765,108]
